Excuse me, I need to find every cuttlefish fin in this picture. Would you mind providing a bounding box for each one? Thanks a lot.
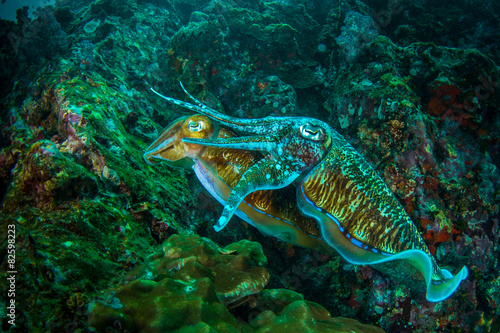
[368,250,468,302]
[429,266,468,302]
[212,155,303,232]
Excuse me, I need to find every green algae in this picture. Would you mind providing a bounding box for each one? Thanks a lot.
[0,0,498,332]
[88,234,384,333]
[83,18,100,33]
[0,40,197,332]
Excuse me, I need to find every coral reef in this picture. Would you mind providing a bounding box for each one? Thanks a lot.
[335,11,379,63]
[0,0,498,332]
[89,234,383,333]
[9,6,69,65]
[88,234,267,332]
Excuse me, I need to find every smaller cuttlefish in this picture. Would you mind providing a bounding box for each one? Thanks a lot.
[147,84,468,302]
[143,114,333,254]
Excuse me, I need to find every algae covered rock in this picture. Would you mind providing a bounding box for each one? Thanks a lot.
[88,235,383,333]
[250,300,384,333]
[238,289,385,333]
[2,140,99,212]
[88,277,240,332]
[88,234,270,331]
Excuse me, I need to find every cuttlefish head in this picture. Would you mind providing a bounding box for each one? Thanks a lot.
[148,86,337,231]
[183,117,335,231]
[143,114,217,168]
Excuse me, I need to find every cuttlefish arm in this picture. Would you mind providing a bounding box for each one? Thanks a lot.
[183,123,331,231]
[150,87,285,134]
[151,86,468,302]
[208,154,305,232]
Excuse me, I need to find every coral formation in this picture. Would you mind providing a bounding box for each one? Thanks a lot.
[89,235,383,333]
[88,234,267,332]
[335,11,379,63]
[0,0,498,332]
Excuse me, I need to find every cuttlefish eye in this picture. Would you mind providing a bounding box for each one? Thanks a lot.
[188,120,205,132]
[300,123,324,141]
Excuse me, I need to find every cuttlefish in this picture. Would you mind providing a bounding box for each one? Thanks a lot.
[148,85,468,302]
[143,114,332,254]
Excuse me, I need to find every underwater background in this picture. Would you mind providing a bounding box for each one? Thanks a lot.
[0,0,499,332]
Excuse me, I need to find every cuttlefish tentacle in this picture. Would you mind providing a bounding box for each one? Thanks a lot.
[183,133,281,153]
[144,114,333,254]
[150,87,468,302]
[151,87,287,134]
[212,155,305,231]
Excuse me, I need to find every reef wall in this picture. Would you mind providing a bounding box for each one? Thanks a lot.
[0,0,499,332]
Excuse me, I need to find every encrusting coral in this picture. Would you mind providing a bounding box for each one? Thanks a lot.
[88,234,384,332]
[88,234,269,331]
[0,0,498,331]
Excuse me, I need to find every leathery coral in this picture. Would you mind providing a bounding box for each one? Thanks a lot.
[88,234,270,331]
[88,235,384,332]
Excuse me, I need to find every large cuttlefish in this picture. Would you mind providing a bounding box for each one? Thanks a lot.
[147,85,468,302]
[143,114,333,254]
